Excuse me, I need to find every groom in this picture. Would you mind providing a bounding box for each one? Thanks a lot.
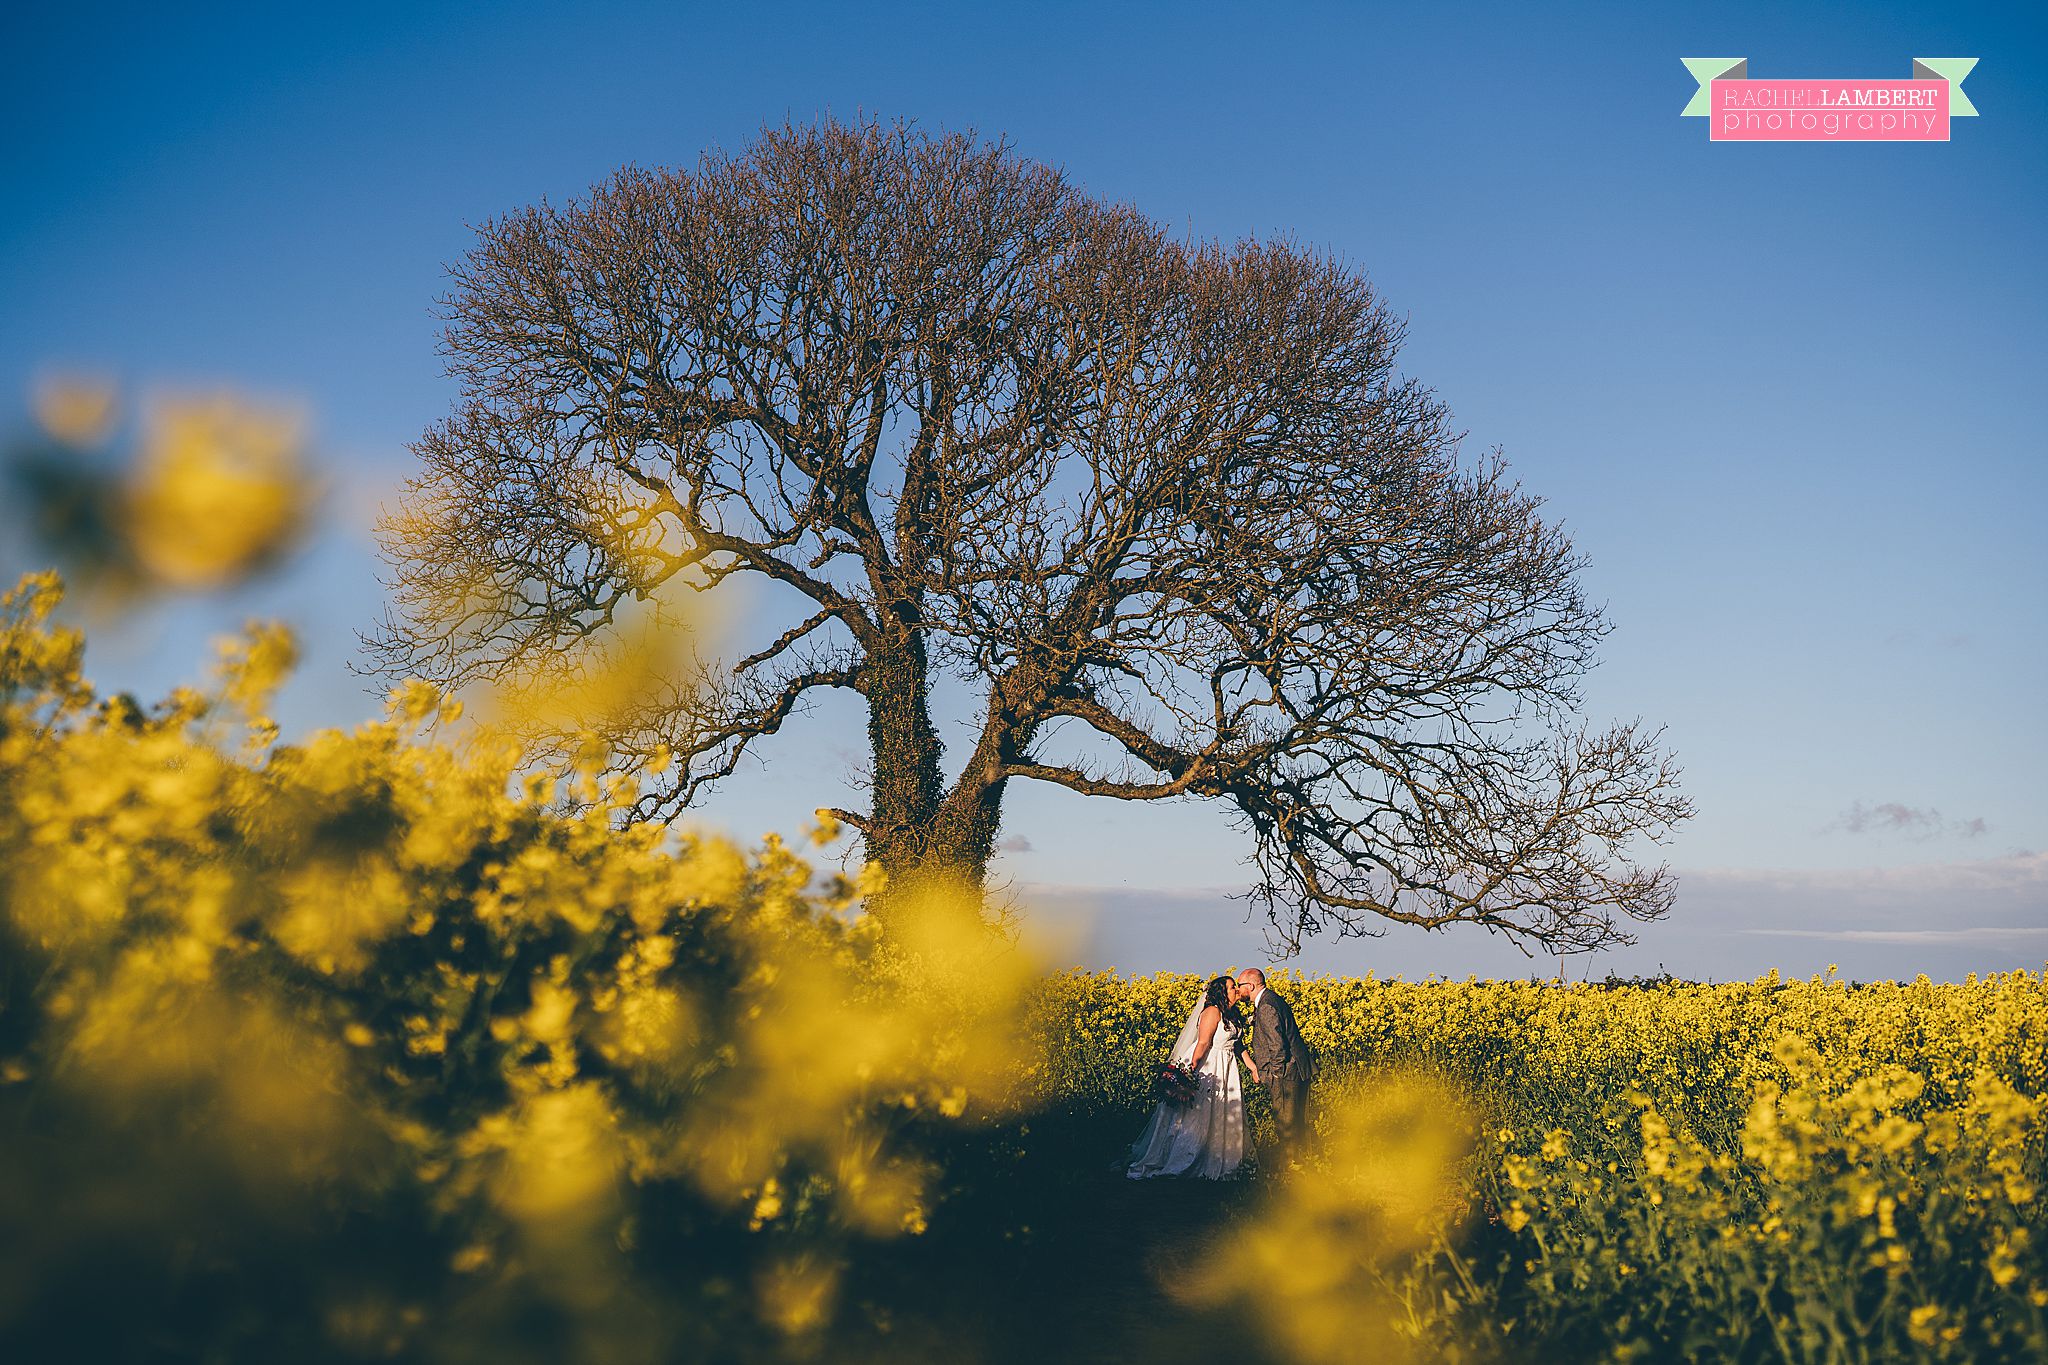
[1236,968,1317,1166]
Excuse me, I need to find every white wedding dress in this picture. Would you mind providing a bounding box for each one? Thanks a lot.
[1125,1001,1247,1180]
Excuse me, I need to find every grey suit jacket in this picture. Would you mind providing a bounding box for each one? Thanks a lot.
[1250,989,1316,1082]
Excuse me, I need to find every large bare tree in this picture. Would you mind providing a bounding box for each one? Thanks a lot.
[367,116,1691,953]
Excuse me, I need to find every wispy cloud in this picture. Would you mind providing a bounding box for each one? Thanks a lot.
[1743,926,2048,944]
[1880,628,1974,651]
[1830,801,1988,840]
[1011,852,2048,983]
[997,834,1034,853]
[1685,850,2044,897]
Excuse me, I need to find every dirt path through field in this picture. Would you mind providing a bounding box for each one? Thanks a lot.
[846,1153,1284,1363]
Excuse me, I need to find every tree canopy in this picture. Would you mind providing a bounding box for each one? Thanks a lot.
[368,116,1691,953]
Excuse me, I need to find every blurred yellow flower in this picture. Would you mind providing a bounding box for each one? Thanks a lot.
[122,394,315,589]
[31,372,120,446]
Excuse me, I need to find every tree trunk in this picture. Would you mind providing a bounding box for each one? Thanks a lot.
[925,774,1007,894]
[860,620,948,909]
[859,620,1040,921]
[912,667,1049,906]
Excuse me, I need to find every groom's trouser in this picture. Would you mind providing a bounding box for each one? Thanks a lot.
[1268,1066,1313,1159]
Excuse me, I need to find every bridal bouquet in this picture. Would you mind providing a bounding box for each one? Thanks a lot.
[1152,1060,1200,1109]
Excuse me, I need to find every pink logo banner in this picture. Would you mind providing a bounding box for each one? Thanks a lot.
[1714,80,1947,141]
[1681,59,1979,144]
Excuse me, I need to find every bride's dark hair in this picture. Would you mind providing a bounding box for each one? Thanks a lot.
[1203,975,1241,1026]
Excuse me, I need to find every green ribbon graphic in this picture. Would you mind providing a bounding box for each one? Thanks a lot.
[1681,57,1978,117]
[1912,58,1979,116]
[1680,58,1747,116]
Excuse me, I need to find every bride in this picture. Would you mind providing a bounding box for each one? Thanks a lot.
[1126,975,1247,1180]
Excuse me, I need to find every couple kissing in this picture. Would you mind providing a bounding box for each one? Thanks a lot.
[1125,968,1318,1181]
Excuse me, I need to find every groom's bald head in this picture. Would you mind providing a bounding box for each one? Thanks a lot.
[1236,968,1265,991]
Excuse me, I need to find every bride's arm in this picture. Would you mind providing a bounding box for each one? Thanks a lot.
[1188,1006,1222,1066]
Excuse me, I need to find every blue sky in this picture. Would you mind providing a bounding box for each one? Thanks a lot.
[4,1,2043,981]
